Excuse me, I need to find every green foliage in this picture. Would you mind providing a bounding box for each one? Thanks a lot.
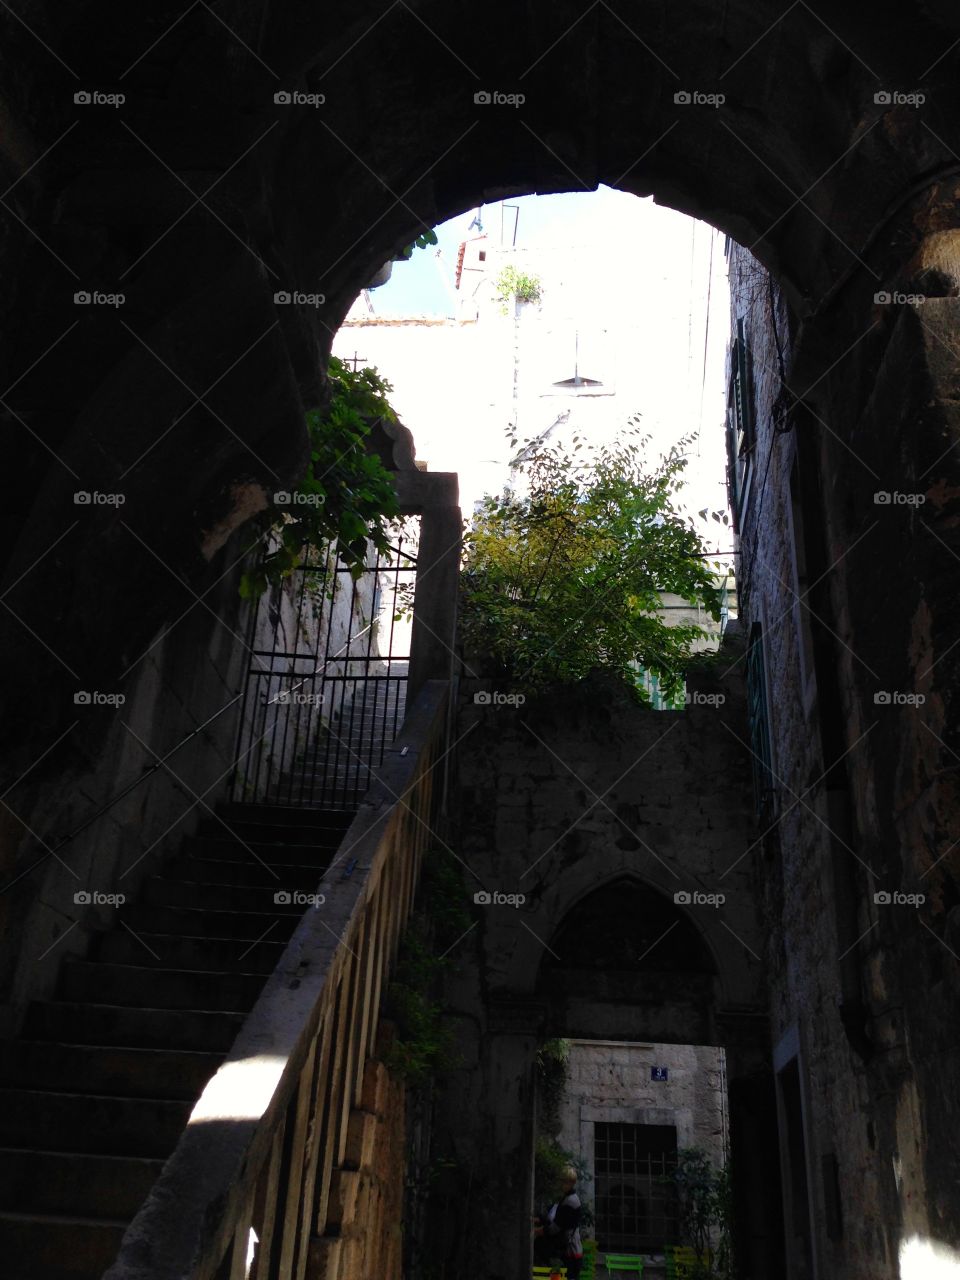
[535,1137,573,1204]
[495,264,542,312]
[239,357,400,598]
[381,847,471,1086]
[536,1037,571,1135]
[459,424,723,701]
[667,1148,736,1279]
[395,227,439,260]
[534,1138,595,1228]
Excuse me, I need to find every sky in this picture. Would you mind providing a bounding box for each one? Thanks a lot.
[337,186,733,552]
[374,185,714,317]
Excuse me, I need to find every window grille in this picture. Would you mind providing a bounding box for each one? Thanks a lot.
[593,1122,679,1251]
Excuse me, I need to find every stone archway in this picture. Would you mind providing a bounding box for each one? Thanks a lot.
[4,1,960,792]
[530,876,781,1279]
[4,11,960,1273]
[424,664,774,1279]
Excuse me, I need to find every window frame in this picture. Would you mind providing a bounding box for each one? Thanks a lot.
[746,621,776,817]
[726,317,755,528]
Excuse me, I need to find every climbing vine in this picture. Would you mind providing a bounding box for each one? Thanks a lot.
[536,1037,571,1134]
[239,357,400,599]
[381,846,471,1085]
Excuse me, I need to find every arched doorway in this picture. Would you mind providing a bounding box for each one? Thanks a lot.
[533,878,781,1277]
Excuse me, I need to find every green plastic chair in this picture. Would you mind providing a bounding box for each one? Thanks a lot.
[665,1245,705,1278]
[604,1255,645,1274]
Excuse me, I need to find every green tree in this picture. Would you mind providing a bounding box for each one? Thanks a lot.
[668,1148,736,1279]
[240,357,401,598]
[459,424,724,700]
[495,264,542,312]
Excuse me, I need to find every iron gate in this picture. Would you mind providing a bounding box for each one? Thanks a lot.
[232,529,417,809]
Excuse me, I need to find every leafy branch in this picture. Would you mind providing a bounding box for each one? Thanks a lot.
[239,357,401,599]
[395,227,439,260]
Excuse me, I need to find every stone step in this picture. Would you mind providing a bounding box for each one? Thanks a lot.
[193,819,348,849]
[0,1147,163,1218]
[286,768,374,783]
[0,1040,221,1101]
[60,960,264,1012]
[0,1089,191,1157]
[197,818,350,846]
[160,854,329,887]
[181,834,342,865]
[141,875,316,914]
[0,1210,127,1280]
[213,804,356,833]
[97,931,288,975]
[22,1001,244,1052]
[120,903,303,941]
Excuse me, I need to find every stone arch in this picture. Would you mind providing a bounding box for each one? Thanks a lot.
[504,865,764,1036]
[4,2,960,792]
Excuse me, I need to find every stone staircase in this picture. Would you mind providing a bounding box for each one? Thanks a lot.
[0,805,354,1280]
[282,673,407,809]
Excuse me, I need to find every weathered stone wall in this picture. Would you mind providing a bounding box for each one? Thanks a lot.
[0,558,252,1031]
[426,657,772,1279]
[556,1038,729,1207]
[325,1050,406,1280]
[729,235,960,1277]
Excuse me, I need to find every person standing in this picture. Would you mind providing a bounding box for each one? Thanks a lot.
[544,1166,584,1280]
